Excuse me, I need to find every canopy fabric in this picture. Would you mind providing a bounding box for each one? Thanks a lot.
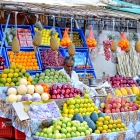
[106,0,140,14]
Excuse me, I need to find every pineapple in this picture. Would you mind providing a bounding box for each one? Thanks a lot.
[133,33,140,53]
[68,43,75,57]
[33,21,43,51]
[108,34,117,52]
[11,28,20,55]
[50,28,59,51]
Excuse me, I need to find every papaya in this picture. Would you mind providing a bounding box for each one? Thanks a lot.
[85,118,96,132]
[98,112,105,118]
[72,114,83,123]
[90,112,98,123]
[83,116,90,120]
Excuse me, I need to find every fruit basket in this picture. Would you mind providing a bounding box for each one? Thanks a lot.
[66,48,93,70]
[1,24,33,47]
[38,47,66,70]
[32,25,62,47]
[60,27,87,48]
[6,47,42,73]
[0,47,9,73]
[76,70,96,86]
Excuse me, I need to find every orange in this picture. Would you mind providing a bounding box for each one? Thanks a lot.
[34,62,38,66]
[24,56,28,59]
[30,63,33,66]
[32,55,35,59]
[20,59,23,63]
[10,55,14,59]
[20,56,24,59]
[23,59,27,63]
[36,66,39,69]
[32,66,36,70]
[25,66,29,70]
[22,63,26,66]
[28,67,32,70]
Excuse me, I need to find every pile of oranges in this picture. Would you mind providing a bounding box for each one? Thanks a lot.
[8,51,39,70]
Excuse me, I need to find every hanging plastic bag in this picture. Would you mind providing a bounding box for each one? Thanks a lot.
[118,32,130,51]
[60,28,72,48]
[86,25,97,49]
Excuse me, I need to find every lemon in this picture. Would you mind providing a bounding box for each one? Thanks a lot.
[68,109,74,114]
[108,124,113,129]
[6,78,11,83]
[10,82,15,86]
[2,74,7,78]
[104,121,109,125]
[107,129,111,133]
[8,73,13,78]
[13,73,18,78]
[113,120,118,124]
[68,114,73,118]
[94,106,98,111]
[117,119,122,124]
[62,114,67,117]
[63,109,68,114]
[104,116,111,121]
[98,117,104,122]
[5,83,10,86]
[103,125,108,130]
[97,127,103,131]
[15,69,19,73]
[21,69,26,74]
[94,130,100,134]
[97,122,103,127]
[9,69,14,73]
[74,109,79,113]
[102,130,107,134]
[17,65,22,71]
[10,63,16,69]
[79,108,83,113]
[3,69,9,74]
[113,124,117,129]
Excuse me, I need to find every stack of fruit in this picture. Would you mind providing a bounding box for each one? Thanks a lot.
[8,51,40,70]
[0,63,32,87]
[61,94,100,118]
[40,49,64,69]
[0,55,6,70]
[49,83,83,99]
[6,78,50,103]
[34,28,60,46]
[32,69,70,85]
[61,31,83,47]
[100,97,139,113]
[35,117,92,139]
[109,75,138,88]
[134,95,140,109]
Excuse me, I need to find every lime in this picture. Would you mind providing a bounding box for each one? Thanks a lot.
[5,83,10,86]
[6,78,11,83]
[0,83,4,87]
[13,73,18,78]
[10,82,15,86]
[0,78,6,84]
[18,72,23,77]
[12,78,18,83]
[3,69,9,74]
[8,73,13,78]
[25,72,30,78]
[16,82,19,86]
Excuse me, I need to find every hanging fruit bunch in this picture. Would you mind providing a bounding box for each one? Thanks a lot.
[33,21,43,52]
[103,40,112,61]
[68,43,75,59]
[108,34,117,52]
[118,32,130,51]
[133,33,140,53]
[50,28,59,66]
[60,28,72,48]
[125,33,133,53]
[86,25,97,49]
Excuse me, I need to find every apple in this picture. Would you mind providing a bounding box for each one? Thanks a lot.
[48,133,53,138]
[85,130,91,136]
[35,132,40,136]
[61,128,67,134]
[66,127,71,133]
[65,89,70,94]
[61,133,66,138]
[66,133,71,138]
[116,108,120,113]
[111,109,116,113]
[56,94,61,99]
[80,132,85,136]
[132,106,137,111]
[76,131,81,137]
[51,94,56,99]
[100,103,105,108]
[112,103,117,109]
[105,109,111,113]
[43,128,47,133]
[71,132,76,137]
[52,90,57,95]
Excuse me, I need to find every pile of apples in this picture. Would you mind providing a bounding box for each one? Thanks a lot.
[49,83,83,99]
[100,97,139,113]
[109,75,138,88]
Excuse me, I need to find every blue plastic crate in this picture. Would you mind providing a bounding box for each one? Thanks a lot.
[60,27,87,48]
[76,69,96,79]
[32,25,62,47]
[65,48,94,70]
[38,47,66,70]
[6,47,42,72]
[29,70,42,78]
[0,47,9,73]
[1,24,33,47]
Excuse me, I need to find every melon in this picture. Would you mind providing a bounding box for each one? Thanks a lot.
[41,93,49,101]
[17,95,22,102]
[85,118,96,132]
[27,85,34,94]
[17,85,27,95]
[72,114,83,123]
[7,87,17,95]
[35,85,44,94]
[19,78,27,86]
[8,94,17,103]
[90,112,98,123]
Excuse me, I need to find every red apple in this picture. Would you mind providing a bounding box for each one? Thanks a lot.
[52,90,57,95]
[111,109,116,113]
[132,106,137,111]
[124,108,128,112]
[120,108,125,112]
[56,94,61,99]
[105,109,111,113]
[100,108,104,112]
[112,103,117,109]
[116,108,120,113]
[65,89,70,94]
[129,102,133,107]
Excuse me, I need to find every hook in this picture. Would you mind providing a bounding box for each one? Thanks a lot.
[35,14,38,22]
[51,15,55,28]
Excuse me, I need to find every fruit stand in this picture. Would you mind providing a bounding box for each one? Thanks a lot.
[0,0,140,140]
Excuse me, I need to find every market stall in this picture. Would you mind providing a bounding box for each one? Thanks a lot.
[0,0,140,140]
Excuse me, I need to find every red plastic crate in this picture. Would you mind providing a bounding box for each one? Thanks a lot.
[14,129,26,140]
[0,117,14,138]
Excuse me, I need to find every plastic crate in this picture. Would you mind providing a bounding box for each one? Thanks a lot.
[60,27,87,48]
[32,25,62,47]
[38,47,66,70]
[0,117,14,138]
[0,47,9,73]
[1,24,33,47]
[29,70,42,78]
[6,47,42,72]
[65,48,94,70]
[14,129,26,140]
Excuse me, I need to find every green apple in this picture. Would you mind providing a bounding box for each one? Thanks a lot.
[76,131,80,137]
[77,127,82,132]
[81,132,85,136]
[85,130,90,135]
[69,105,75,109]
[75,104,80,108]
[66,127,72,133]
[75,99,81,104]
[35,132,40,136]
[67,122,72,127]
[66,133,71,138]
[62,119,68,124]
[89,128,92,133]
[71,126,77,132]
[48,133,53,138]
[62,123,67,128]
[55,133,62,139]
[54,130,59,134]
[71,132,76,137]
[57,120,62,126]
[56,125,61,130]
[40,132,44,137]
[61,133,66,138]
[61,128,67,134]
[43,134,47,138]
[42,128,47,133]
[82,127,86,132]
[46,128,53,134]
[116,128,120,132]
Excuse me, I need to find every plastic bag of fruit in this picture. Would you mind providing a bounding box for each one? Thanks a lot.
[118,32,130,51]
[60,28,72,48]
[86,25,97,49]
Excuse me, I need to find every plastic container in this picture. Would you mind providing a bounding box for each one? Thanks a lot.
[1,24,33,47]
[66,48,94,70]
[14,129,26,140]
[0,47,9,73]
[6,47,42,72]
[0,117,14,138]
[32,25,62,47]
[29,70,42,78]
[60,27,87,48]
[38,47,66,70]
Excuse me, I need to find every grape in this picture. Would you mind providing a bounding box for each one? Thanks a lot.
[103,40,112,61]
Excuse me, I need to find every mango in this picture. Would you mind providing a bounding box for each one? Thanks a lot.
[125,87,133,95]
[114,89,122,97]
[132,87,139,95]
[120,88,127,96]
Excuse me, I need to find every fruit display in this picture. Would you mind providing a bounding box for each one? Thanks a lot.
[103,40,112,61]
[6,79,50,103]
[8,51,40,70]
[34,27,60,46]
[61,94,100,118]
[40,49,64,69]
[0,55,6,70]
[109,75,138,88]
[49,84,83,99]
[100,97,139,113]
[32,69,70,85]
[5,27,33,46]
[61,31,83,47]
[108,34,117,52]
[35,117,92,139]
[0,63,32,87]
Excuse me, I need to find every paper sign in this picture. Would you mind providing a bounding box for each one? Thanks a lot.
[12,102,30,121]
